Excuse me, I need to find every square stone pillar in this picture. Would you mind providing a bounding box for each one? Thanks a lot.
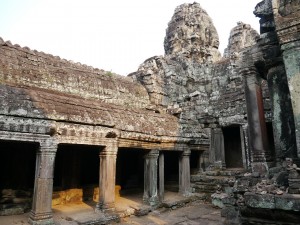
[274,2,300,159]
[158,152,164,201]
[96,140,118,212]
[243,67,269,176]
[143,150,159,206]
[281,41,300,159]
[240,125,248,169]
[213,128,226,169]
[29,139,57,225]
[267,64,297,162]
[179,150,191,196]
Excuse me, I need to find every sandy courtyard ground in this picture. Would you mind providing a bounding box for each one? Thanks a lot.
[117,200,224,225]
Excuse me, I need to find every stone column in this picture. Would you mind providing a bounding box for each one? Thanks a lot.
[281,41,300,159]
[143,150,159,206]
[272,0,300,160]
[242,124,251,169]
[254,1,298,162]
[213,128,226,168]
[179,150,191,196]
[243,67,269,176]
[240,126,248,169]
[267,64,297,161]
[29,139,57,225]
[209,129,216,165]
[158,152,164,201]
[96,140,118,212]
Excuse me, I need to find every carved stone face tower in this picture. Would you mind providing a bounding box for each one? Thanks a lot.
[164,2,221,63]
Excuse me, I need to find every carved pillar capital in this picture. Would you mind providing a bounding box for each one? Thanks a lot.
[181,150,191,157]
[39,138,58,152]
[144,150,159,158]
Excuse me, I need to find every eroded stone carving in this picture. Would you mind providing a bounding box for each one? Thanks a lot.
[164,3,221,63]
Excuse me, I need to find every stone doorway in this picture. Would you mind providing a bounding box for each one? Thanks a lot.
[0,140,38,215]
[53,144,101,206]
[223,126,243,168]
[190,150,206,174]
[163,151,179,192]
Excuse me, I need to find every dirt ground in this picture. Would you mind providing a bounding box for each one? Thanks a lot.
[0,191,224,225]
[117,200,224,225]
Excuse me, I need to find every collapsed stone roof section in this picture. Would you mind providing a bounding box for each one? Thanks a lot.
[164,2,221,63]
[0,37,150,109]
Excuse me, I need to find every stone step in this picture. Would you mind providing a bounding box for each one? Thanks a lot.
[191,175,235,183]
[204,169,245,177]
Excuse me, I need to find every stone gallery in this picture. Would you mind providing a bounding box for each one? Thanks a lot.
[0,0,300,224]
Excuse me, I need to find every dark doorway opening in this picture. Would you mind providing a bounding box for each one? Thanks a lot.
[116,148,144,195]
[223,126,243,168]
[266,122,275,161]
[190,151,200,174]
[164,151,179,192]
[0,140,38,215]
[53,144,101,205]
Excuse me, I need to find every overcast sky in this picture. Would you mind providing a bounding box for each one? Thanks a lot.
[0,0,261,75]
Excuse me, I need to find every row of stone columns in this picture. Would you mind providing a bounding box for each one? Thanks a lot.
[28,141,192,225]
[143,150,192,205]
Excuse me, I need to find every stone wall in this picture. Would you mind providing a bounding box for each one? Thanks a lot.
[212,1,300,224]
[130,3,263,168]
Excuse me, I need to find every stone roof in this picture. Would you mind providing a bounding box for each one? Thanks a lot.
[0,37,150,109]
[0,38,180,142]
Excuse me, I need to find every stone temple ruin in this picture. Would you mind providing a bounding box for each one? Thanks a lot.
[0,0,300,224]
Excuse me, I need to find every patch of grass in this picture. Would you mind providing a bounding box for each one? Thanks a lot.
[106,71,113,76]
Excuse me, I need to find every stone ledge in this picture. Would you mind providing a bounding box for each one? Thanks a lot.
[244,192,300,211]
